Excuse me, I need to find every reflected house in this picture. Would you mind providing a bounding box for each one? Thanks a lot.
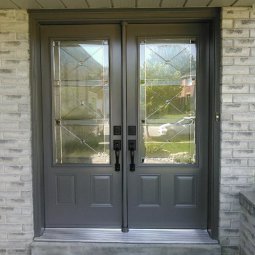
[60,42,109,121]
[179,74,196,99]
[179,73,196,113]
[57,42,110,163]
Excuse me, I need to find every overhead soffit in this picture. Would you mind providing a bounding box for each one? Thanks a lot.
[0,0,254,9]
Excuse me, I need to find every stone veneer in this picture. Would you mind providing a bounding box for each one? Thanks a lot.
[221,7,255,255]
[0,6,255,255]
[0,10,33,255]
[239,192,255,255]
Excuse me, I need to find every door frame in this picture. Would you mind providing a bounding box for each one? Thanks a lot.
[29,8,221,240]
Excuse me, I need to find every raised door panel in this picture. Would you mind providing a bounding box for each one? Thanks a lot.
[56,175,76,205]
[90,175,113,206]
[139,175,161,206]
[174,175,197,206]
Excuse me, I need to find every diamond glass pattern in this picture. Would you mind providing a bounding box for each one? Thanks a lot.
[53,40,110,164]
[139,39,197,164]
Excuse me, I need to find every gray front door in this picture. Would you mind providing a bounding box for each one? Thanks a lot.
[41,23,209,229]
[126,24,209,228]
[41,24,122,227]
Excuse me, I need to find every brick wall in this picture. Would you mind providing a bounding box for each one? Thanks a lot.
[0,10,33,255]
[221,7,255,254]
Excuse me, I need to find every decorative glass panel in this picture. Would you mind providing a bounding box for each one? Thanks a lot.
[139,39,196,164]
[53,40,110,164]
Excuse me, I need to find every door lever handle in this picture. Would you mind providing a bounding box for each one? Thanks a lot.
[128,140,136,171]
[113,140,121,171]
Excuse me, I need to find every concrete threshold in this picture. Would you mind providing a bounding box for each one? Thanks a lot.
[32,229,221,255]
[31,242,221,255]
[35,228,218,244]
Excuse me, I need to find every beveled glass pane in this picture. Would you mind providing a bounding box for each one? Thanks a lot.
[139,39,196,164]
[53,40,110,164]
[55,124,109,164]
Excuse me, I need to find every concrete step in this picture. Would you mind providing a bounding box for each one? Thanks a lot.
[31,242,221,255]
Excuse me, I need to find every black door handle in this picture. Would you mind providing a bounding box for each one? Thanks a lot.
[128,140,136,171]
[113,140,121,171]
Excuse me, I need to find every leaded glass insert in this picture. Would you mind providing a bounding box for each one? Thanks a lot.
[139,39,197,164]
[53,40,110,164]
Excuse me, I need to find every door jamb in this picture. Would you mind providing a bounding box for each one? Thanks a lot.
[29,8,220,240]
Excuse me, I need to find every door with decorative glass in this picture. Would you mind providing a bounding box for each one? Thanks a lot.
[41,23,209,228]
[41,25,122,227]
[126,24,209,228]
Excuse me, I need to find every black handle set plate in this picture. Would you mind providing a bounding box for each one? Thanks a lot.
[113,140,121,171]
[128,140,136,171]
[113,139,136,172]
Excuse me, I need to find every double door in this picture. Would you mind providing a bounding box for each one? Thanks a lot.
[41,23,209,229]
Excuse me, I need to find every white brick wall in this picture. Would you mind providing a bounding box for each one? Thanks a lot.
[221,7,255,254]
[0,10,33,255]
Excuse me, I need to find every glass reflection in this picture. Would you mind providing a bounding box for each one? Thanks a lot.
[53,40,110,164]
[139,39,196,164]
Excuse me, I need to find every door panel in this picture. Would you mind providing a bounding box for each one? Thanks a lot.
[127,24,209,228]
[139,175,161,206]
[41,25,122,227]
[56,175,76,205]
[174,175,197,206]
